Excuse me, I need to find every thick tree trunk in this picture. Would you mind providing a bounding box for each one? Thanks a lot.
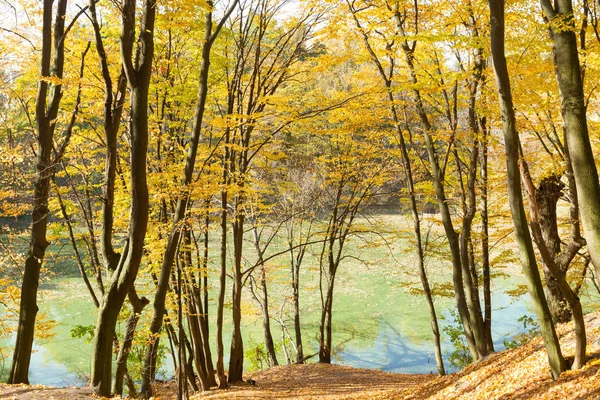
[541,0,600,284]
[488,0,566,379]
[91,0,155,395]
[519,162,587,369]
[9,0,68,384]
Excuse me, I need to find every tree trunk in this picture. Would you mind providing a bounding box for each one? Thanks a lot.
[216,185,228,388]
[519,161,587,369]
[488,0,566,379]
[541,0,600,285]
[251,226,279,368]
[259,264,279,367]
[9,0,68,384]
[536,176,571,322]
[348,5,446,374]
[139,2,238,392]
[113,289,148,396]
[480,120,494,353]
[319,280,334,364]
[228,203,245,383]
[91,0,155,394]
[291,253,304,363]
[391,3,488,361]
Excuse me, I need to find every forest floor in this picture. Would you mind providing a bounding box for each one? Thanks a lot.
[1,312,600,399]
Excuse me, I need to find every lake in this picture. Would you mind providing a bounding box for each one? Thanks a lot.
[2,213,596,387]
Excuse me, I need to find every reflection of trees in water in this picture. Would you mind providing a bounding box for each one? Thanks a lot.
[335,317,450,373]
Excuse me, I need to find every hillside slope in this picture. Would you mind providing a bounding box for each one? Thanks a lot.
[399,312,600,399]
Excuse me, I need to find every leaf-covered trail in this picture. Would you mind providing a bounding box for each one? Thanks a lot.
[193,363,434,399]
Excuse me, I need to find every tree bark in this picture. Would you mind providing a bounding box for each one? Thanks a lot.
[534,176,571,322]
[389,3,488,362]
[480,119,494,353]
[113,289,148,396]
[488,0,566,379]
[347,3,445,375]
[541,0,600,285]
[9,0,69,384]
[228,197,245,383]
[91,0,155,395]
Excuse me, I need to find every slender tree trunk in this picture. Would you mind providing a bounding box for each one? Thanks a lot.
[390,3,488,361]
[251,227,279,367]
[54,181,100,308]
[479,120,494,353]
[348,4,445,373]
[319,280,335,364]
[291,253,304,363]
[176,259,188,400]
[488,0,566,379]
[89,0,128,273]
[139,10,212,396]
[387,87,445,375]
[113,289,148,396]
[216,192,228,387]
[259,264,279,367]
[228,201,245,383]
[139,2,238,391]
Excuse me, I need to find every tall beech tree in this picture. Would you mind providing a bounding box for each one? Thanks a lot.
[90,0,156,394]
[9,0,85,383]
[488,0,566,379]
[346,0,445,375]
[218,0,322,382]
[540,0,600,284]
[390,0,490,362]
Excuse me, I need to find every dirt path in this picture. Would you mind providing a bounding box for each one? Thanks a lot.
[192,363,434,399]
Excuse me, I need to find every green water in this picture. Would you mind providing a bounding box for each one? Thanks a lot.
[0,265,538,386]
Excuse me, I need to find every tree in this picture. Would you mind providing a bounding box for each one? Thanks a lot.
[488,0,566,380]
[90,0,156,394]
[139,2,237,396]
[346,0,445,374]
[216,0,323,382]
[9,0,86,383]
[540,0,600,288]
